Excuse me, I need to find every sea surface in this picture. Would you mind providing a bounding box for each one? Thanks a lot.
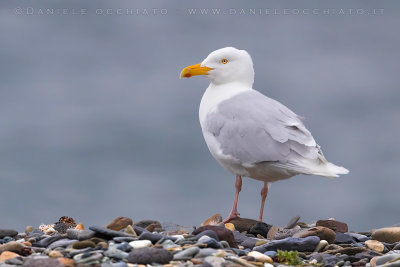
[0,0,399,230]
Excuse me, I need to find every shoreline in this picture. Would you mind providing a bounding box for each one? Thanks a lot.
[1,215,399,266]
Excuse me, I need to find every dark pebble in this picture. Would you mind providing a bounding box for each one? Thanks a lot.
[334,232,355,244]
[0,229,18,238]
[192,225,238,248]
[317,219,348,233]
[89,226,135,239]
[393,242,400,250]
[138,232,176,244]
[232,231,247,244]
[231,248,247,256]
[254,236,320,253]
[353,251,381,261]
[229,218,259,232]
[106,216,133,231]
[310,253,347,267]
[324,247,368,256]
[133,220,162,229]
[351,260,368,266]
[138,232,163,244]
[90,237,107,244]
[116,242,132,252]
[294,226,336,244]
[33,235,64,248]
[113,237,137,243]
[248,222,271,238]
[127,247,173,264]
[242,256,255,261]
[203,237,221,249]
[131,225,148,236]
[2,236,14,243]
[72,240,96,249]
[241,238,258,249]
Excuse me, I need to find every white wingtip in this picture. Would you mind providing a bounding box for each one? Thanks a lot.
[323,163,349,178]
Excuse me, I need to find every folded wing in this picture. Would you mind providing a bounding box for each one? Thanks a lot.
[205,90,348,177]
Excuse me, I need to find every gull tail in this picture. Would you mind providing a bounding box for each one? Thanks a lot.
[318,162,349,178]
[272,159,349,178]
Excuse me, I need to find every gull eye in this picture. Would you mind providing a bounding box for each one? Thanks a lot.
[221,58,229,64]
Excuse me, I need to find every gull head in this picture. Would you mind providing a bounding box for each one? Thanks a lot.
[180,47,254,87]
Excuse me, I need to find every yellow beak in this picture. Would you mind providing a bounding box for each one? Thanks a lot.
[180,63,213,78]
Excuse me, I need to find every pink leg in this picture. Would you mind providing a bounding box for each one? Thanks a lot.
[258,182,269,222]
[223,175,242,223]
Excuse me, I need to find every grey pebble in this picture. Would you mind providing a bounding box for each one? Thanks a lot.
[47,238,77,249]
[219,240,230,248]
[138,232,164,244]
[274,226,302,240]
[347,232,369,242]
[5,257,24,265]
[74,251,103,264]
[204,255,225,267]
[161,239,179,249]
[173,246,200,260]
[33,235,64,247]
[195,248,219,258]
[114,242,132,252]
[375,253,400,265]
[66,229,95,241]
[22,257,64,267]
[285,215,301,229]
[68,247,94,257]
[104,247,129,260]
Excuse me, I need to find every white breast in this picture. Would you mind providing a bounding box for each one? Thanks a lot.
[199,82,250,126]
[199,82,252,176]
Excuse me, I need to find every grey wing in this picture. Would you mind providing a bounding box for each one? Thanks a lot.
[205,90,325,167]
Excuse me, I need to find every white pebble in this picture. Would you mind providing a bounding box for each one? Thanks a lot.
[248,251,273,263]
[171,235,184,241]
[128,240,152,249]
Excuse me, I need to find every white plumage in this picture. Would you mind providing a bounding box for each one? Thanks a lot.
[181,47,348,223]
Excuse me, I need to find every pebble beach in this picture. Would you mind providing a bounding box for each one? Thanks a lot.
[1,215,400,267]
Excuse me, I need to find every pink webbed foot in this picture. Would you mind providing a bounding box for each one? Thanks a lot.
[222,211,240,224]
